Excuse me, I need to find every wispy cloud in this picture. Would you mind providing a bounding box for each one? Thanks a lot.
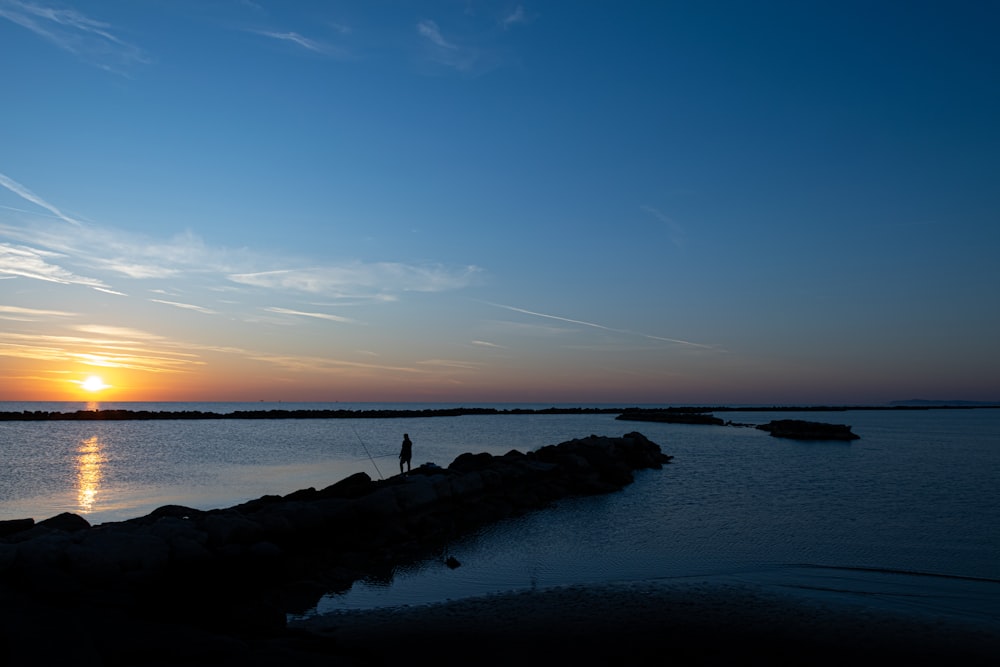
[264,306,359,324]
[471,339,506,349]
[0,305,77,320]
[237,0,265,13]
[0,242,109,289]
[0,339,78,363]
[483,301,715,349]
[230,263,482,295]
[0,220,213,281]
[2,213,482,306]
[415,18,488,73]
[252,29,337,55]
[501,5,527,30]
[484,318,574,337]
[149,298,218,315]
[0,314,431,385]
[98,261,179,280]
[413,8,529,76]
[416,358,483,370]
[0,330,202,373]
[1,175,484,349]
[0,171,83,226]
[0,0,148,73]
[93,286,127,296]
[417,19,455,50]
[95,229,222,279]
[73,324,164,340]
[249,352,426,375]
[328,21,351,36]
[69,351,202,374]
[641,205,685,247]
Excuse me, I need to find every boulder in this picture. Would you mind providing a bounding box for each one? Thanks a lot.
[204,510,264,547]
[756,419,860,441]
[38,512,91,532]
[319,471,374,498]
[0,518,34,538]
[393,475,440,513]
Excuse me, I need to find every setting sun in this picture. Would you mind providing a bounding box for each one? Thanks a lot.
[80,375,110,392]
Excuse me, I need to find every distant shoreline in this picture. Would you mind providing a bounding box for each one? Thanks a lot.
[1,404,998,421]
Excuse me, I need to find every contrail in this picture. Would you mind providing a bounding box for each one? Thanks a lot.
[482,301,713,349]
[0,172,83,226]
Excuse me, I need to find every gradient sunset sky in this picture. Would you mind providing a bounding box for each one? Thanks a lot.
[2,1,998,404]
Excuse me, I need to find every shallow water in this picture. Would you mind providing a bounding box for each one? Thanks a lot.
[2,403,998,621]
[309,408,1000,616]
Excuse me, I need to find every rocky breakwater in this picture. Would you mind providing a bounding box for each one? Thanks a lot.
[616,408,726,426]
[0,432,670,660]
[756,419,860,441]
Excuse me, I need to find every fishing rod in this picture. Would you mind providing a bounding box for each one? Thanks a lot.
[351,424,384,480]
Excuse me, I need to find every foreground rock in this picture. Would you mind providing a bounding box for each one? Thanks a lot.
[299,581,1000,667]
[0,432,670,664]
[756,419,860,441]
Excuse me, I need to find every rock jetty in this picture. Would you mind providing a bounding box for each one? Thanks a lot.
[756,419,860,441]
[0,431,670,661]
[616,408,725,426]
[0,406,626,421]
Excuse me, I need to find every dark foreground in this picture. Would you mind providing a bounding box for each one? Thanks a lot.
[0,433,670,665]
[2,579,996,666]
[1,430,995,665]
[297,581,1000,667]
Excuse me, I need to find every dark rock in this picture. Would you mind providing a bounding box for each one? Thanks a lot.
[37,512,90,532]
[280,579,328,615]
[448,451,496,472]
[0,518,34,538]
[448,470,487,499]
[204,510,264,547]
[147,505,205,520]
[393,475,441,513]
[0,431,672,658]
[617,409,725,425]
[317,471,374,498]
[756,419,860,441]
[281,487,318,502]
[351,487,401,520]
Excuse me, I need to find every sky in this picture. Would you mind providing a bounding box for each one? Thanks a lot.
[1,1,998,405]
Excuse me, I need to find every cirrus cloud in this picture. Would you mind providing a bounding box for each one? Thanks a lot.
[0,0,148,73]
[229,262,482,296]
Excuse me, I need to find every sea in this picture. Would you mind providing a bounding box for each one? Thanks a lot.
[1,401,998,627]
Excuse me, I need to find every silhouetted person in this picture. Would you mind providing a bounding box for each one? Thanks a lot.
[399,433,412,474]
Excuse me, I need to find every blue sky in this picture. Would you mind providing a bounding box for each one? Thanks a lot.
[1,0,998,404]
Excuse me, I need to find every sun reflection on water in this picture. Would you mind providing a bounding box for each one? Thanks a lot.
[77,435,105,513]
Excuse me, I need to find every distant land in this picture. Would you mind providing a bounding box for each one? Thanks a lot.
[0,403,998,421]
[889,399,1000,407]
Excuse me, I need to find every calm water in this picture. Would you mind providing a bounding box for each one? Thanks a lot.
[2,402,998,622]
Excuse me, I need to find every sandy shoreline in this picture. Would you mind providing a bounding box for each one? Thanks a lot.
[291,579,1000,666]
[1,578,996,665]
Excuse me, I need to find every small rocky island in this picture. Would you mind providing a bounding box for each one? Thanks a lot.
[616,408,725,425]
[0,432,671,664]
[756,419,860,441]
